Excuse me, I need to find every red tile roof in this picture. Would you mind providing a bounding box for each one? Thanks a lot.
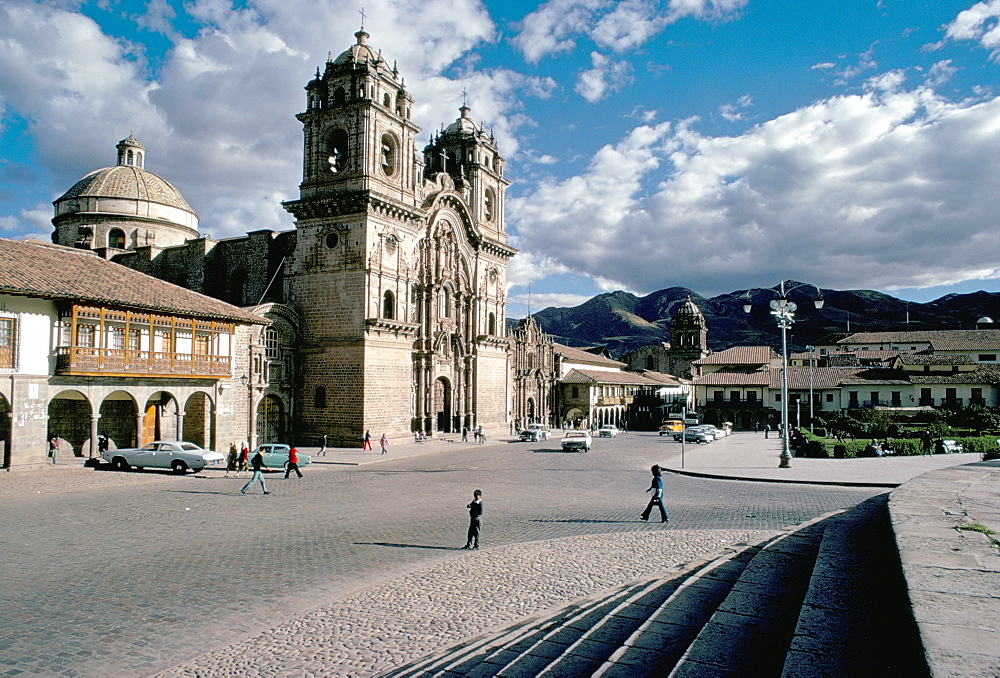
[693,346,776,366]
[0,238,265,324]
[554,343,626,368]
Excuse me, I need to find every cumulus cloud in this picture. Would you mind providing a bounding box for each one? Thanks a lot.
[0,0,544,238]
[936,0,1000,60]
[720,94,753,122]
[575,52,633,102]
[513,0,745,62]
[509,76,1000,296]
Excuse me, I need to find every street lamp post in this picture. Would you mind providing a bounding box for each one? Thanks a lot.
[744,281,824,468]
[806,345,815,433]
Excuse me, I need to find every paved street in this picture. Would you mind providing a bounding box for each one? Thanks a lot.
[0,433,882,676]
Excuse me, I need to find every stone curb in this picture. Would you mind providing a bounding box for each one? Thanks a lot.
[662,467,899,488]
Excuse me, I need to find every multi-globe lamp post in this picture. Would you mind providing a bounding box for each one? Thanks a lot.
[743,281,824,468]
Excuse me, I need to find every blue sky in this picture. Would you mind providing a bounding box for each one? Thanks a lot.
[2,0,1000,318]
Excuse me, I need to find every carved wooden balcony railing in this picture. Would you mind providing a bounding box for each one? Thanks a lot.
[56,347,231,378]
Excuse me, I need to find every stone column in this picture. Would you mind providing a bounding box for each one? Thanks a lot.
[175,410,185,442]
[90,415,100,458]
[135,413,144,446]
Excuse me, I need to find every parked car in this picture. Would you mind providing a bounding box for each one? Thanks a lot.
[934,439,964,454]
[253,443,312,470]
[672,428,713,444]
[561,430,592,452]
[700,425,726,440]
[103,441,225,474]
[519,425,551,442]
[598,425,619,438]
[659,419,684,436]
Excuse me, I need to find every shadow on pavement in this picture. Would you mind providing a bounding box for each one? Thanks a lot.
[355,541,459,551]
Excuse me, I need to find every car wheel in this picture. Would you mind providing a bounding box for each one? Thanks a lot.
[111,457,129,471]
[171,460,188,474]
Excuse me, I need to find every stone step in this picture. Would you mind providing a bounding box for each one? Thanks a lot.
[781,495,929,677]
[668,518,829,677]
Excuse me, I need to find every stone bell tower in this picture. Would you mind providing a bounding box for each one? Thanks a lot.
[283,29,515,445]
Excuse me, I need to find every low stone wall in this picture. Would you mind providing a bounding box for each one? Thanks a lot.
[888,460,1000,676]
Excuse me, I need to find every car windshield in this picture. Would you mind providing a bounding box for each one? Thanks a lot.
[565,431,586,438]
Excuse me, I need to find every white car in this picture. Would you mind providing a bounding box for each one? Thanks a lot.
[700,425,726,440]
[104,441,225,474]
[561,430,592,452]
[598,425,619,438]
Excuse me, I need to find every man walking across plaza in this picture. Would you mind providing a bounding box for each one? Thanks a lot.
[284,446,303,479]
[462,489,484,549]
[641,465,668,523]
[241,448,270,495]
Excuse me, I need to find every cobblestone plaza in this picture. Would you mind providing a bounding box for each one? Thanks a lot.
[0,433,882,676]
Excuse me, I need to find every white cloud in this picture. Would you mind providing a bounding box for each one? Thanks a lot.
[575,51,633,102]
[939,0,1000,60]
[0,0,538,238]
[720,94,752,121]
[512,0,744,62]
[509,77,1000,296]
[509,291,594,311]
[811,62,835,70]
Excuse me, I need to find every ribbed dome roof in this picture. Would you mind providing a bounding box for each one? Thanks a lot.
[333,29,380,66]
[674,295,704,318]
[57,165,195,214]
[444,106,479,135]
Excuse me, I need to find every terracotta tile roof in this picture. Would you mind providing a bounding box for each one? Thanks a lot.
[899,353,975,365]
[908,367,1000,385]
[636,370,684,386]
[692,370,771,387]
[0,238,265,324]
[840,330,1000,352]
[554,343,626,368]
[560,368,662,386]
[693,346,776,366]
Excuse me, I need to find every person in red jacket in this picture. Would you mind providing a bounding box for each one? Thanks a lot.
[285,446,303,479]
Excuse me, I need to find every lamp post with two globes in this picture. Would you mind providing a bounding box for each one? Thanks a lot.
[743,281,824,468]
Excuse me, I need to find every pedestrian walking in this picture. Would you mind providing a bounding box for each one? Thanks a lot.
[225,442,238,476]
[753,421,759,434]
[363,430,372,451]
[285,446,303,479]
[238,441,250,476]
[641,464,669,523]
[48,435,59,465]
[319,434,327,456]
[461,489,484,549]
[380,433,389,455]
[462,426,468,442]
[98,431,110,456]
[764,423,771,439]
[241,448,269,494]
[477,425,485,444]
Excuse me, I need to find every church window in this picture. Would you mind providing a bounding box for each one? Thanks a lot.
[327,129,349,173]
[572,386,579,399]
[315,386,327,409]
[413,285,422,322]
[440,288,450,317]
[484,188,495,221]
[334,86,346,106]
[527,353,534,370]
[326,233,339,248]
[108,228,126,249]
[126,150,134,165]
[383,290,395,320]
[383,93,391,108]
[263,327,279,359]
[488,312,496,335]
[380,134,396,177]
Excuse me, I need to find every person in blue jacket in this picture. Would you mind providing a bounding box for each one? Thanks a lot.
[641,465,669,523]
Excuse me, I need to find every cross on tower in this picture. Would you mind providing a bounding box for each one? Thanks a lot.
[359,6,366,30]
[462,89,468,107]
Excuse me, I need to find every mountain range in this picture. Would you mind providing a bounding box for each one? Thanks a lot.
[513,286,1000,358]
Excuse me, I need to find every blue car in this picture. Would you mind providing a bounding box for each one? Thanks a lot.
[252,444,312,471]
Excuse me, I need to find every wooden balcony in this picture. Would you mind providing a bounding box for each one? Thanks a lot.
[56,347,231,378]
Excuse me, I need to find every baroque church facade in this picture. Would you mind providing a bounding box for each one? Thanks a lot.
[50,29,515,447]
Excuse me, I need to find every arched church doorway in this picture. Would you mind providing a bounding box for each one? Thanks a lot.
[48,390,92,457]
[256,395,284,444]
[99,391,138,450]
[184,391,215,450]
[433,377,452,433]
[526,398,536,423]
[0,393,10,467]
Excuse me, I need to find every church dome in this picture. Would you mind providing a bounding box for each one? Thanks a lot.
[444,105,480,135]
[333,30,380,66]
[57,165,195,213]
[52,135,199,251]
[674,295,704,319]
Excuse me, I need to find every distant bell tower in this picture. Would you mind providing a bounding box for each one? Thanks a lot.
[668,295,709,378]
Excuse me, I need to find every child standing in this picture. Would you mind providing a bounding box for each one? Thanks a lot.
[462,489,484,549]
